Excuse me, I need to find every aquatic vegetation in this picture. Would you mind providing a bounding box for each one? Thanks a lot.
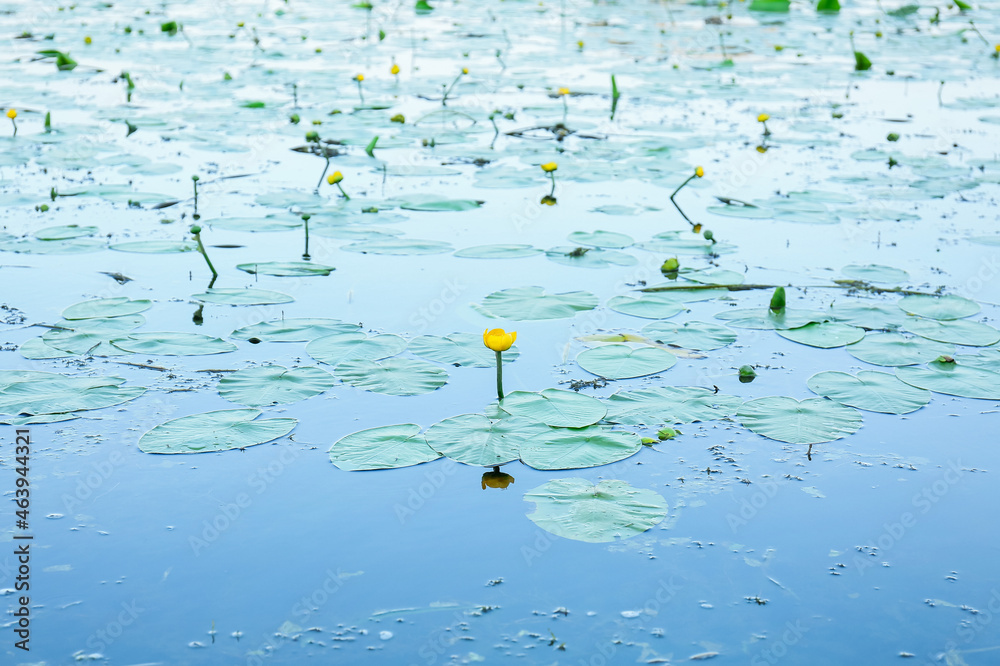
[188,225,218,284]
[669,166,704,226]
[327,171,350,199]
[484,328,517,401]
[6,108,15,137]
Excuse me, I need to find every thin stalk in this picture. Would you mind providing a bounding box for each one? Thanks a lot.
[191,228,218,281]
[495,350,504,402]
[548,172,556,197]
[316,155,330,192]
[192,175,200,220]
[669,174,696,225]
[302,214,311,260]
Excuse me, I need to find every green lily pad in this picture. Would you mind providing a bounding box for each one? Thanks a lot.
[847,332,954,366]
[192,288,294,306]
[1,237,107,254]
[898,294,979,320]
[683,269,745,286]
[424,414,548,466]
[111,332,238,356]
[902,318,1000,347]
[34,224,99,240]
[603,386,743,426]
[231,318,360,342]
[138,409,297,454]
[0,373,145,417]
[841,264,909,284]
[577,345,677,379]
[715,308,827,330]
[520,426,641,470]
[205,216,303,232]
[408,333,519,368]
[807,371,931,414]
[828,301,908,329]
[329,424,441,471]
[636,231,736,255]
[640,320,737,350]
[545,247,638,269]
[19,337,75,360]
[335,358,448,396]
[342,238,454,255]
[896,360,1000,400]
[307,332,407,366]
[236,261,335,277]
[42,316,145,356]
[607,294,685,319]
[953,348,1000,371]
[218,365,336,407]
[62,297,152,320]
[395,195,484,211]
[524,478,668,543]
[777,322,866,348]
[736,397,863,444]
[475,286,598,320]
[109,240,197,253]
[499,389,607,427]
[454,244,543,259]
[567,230,634,248]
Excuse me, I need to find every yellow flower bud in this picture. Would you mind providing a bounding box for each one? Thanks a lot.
[695,166,704,178]
[541,162,558,173]
[558,87,570,96]
[757,113,769,123]
[84,36,92,44]
[327,171,344,185]
[354,74,364,82]
[483,328,517,352]
[6,109,16,120]
[391,63,400,75]
[462,67,469,75]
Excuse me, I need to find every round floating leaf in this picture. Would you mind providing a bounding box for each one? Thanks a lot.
[604,386,743,426]
[524,478,668,543]
[828,301,908,329]
[192,288,294,306]
[19,337,73,360]
[329,424,441,471]
[34,224,98,240]
[807,371,930,414]
[138,409,296,454]
[111,332,238,356]
[342,238,453,255]
[499,389,607,427]
[577,345,676,379]
[42,316,145,356]
[395,196,484,212]
[896,360,1000,400]
[520,426,641,470]
[236,261,335,277]
[307,333,406,366]
[232,318,359,342]
[109,240,196,253]
[62,297,152,320]
[902,318,1000,347]
[567,230,634,248]
[847,332,954,366]
[777,322,866,348]
[219,365,336,407]
[640,320,737,350]
[607,294,685,319]
[0,374,145,416]
[1,237,107,254]
[842,264,909,284]
[205,215,302,232]
[424,414,547,466]
[954,348,1000,371]
[715,308,827,330]
[335,358,447,396]
[898,295,979,320]
[737,397,863,444]
[545,247,638,269]
[454,244,542,259]
[683,269,745,286]
[408,333,519,368]
[636,231,737,255]
[475,286,598,321]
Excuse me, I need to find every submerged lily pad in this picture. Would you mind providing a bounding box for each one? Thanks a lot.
[841,264,909,284]
[607,294,685,319]
[545,247,638,269]
[342,238,454,255]
[902,318,1000,347]
[329,424,441,471]
[454,244,542,259]
[847,332,954,366]
[109,240,197,253]
[715,308,827,330]
[577,345,677,379]
[395,196,484,212]
[777,322,866,349]
[232,318,360,342]
[335,358,448,396]
[0,373,145,417]
[62,297,152,320]
[499,389,607,427]
[424,414,547,466]
[520,426,641,470]
[896,360,1000,400]
[111,332,238,356]
[192,288,294,306]
[205,216,303,232]
[828,301,908,329]
[138,409,297,454]
[807,371,931,414]
[218,365,336,407]
[34,224,99,240]
[236,261,335,277]
[475,286,598,320]
[524,478,668,543]
[640,320,737,351]
[42,316,145,356]
[736,397,863,444]
[603,386,743,425]
[567,230,634,248]
[409,333,519,367]
[898,294,979,320]
[307,332,407,366]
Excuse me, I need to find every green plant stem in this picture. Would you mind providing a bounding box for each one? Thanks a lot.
[495,350,504,402]
[316,156,330,192]
[9,118,16,138]
[357,80,364,104]
[193,232,218,280]
[548,172,556,197]
[669,174,696,225]
[336,182,350,200]
[442,73,463,106]
[192,179,199,219]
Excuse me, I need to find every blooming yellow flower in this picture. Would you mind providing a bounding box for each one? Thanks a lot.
[484,328,517,352]
[462,67,469,75]
[996,44,1000,52]
[327,171,344,185]
[391,63,400,75]
[541,162,558,173]
[84,36,92,45]
[6,109,16,119]
[558,87,570,96]
[757,113,769,123]
[354,74,364,82]
[695,166,704,178]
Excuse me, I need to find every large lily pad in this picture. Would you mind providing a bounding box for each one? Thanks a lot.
[604,386,743,425]
[499,389,607,427]
[520,426,641,470]
[577,345,676,379]
[524,478,668,543]
[341,239,454,255]
[777,322,866,348]
[807,371,931,414]
[902,318,1000,347]
[454,244,543,259]
[192,289,294,306]
[475,286,598,320]
[219,365,336,407]
[898,295,979,320]
[335,358,448,396]
[111,332,238,356]
[236,261,335,277]
[109,240,196,253]
[828,301,908,329]
[62,297,152,320]
[42,316,145,356]
[896,360,1000,400]
[329,424,441,471]
[409,333,519,368]
[0,374,145,416]
[841,264,909,284]
[567,230,634,248]
[424,414,547,466]
[736,397,863,444]
[232,318,360,342]
[640,320,737,351]
[607,294,685,319]
[715,308,827,330]
[138,409,297,454]
[545,247,638,269]
[847,332,954,366]
[307,332,407,366]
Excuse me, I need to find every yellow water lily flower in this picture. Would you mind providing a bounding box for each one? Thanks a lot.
[390,63,400,75]
[695,166,704,178]
[558,87,570,96]
[353,73,364,82]
[484,328,517,352]
[327,171,344,185]
[6,109,16,119]
[540,162,558,173]
[757,113,770,123]
[462,67,469,75]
